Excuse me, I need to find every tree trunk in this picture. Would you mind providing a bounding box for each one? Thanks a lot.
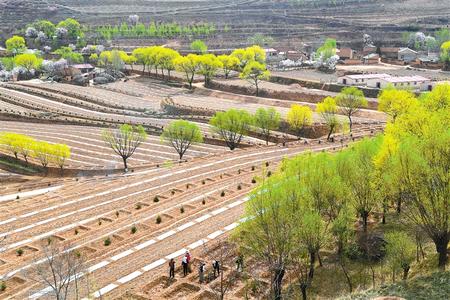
[402,265,410,280]
[396,197,402,214]
[300,283,307,300]
[255,80,259,96]
[308,251,315,280]
[327,126,334,141]
[361,211,369,232]
[122,156,128,172]
[433,233,449,270]
[348,115,353,132]
[273,268,285,300]
[339,256,353,292]
[317,252,323,267]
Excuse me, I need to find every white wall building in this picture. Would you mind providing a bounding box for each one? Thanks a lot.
[338,73,391,86]
[367,75,431,91]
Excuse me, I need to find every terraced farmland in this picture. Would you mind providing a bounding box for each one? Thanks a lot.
[1,0,448,48]
[0,124,384,299]
[0,121,228,170]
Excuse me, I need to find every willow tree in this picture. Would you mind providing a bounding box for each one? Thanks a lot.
[239,61,270,96]
[102,124,147,171]
[336,137,382,232]
[286,104,313,138]
[209,109,253,150]
[174,54,200,89]
[161,120,203,159]
[253,107,281,145]
[335,87,367,131]
[316,97,340,141]
[378,88,419,121]
[377,103,449,269]
[234,174,303,300]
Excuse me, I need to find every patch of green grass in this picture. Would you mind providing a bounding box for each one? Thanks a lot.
[0,156,40,174]
[343,271,450,300]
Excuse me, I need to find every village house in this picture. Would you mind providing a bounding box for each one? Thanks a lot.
[338,73,391,86]
[71,63,95,74]
[363,53,380,64]
[366,75,431,91]
[362,45,377,56]
[398,47,418,62]
[380,47,400,59]
[337,48,355,60]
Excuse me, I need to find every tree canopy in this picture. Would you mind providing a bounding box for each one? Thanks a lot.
[209,109,253,150]
[161,120,203,159]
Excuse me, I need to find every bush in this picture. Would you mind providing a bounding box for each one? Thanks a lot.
[237,184,242,190]
[156,215,162,224]
[202,199,206,205]
[221,191,225,197]
[153,196,159,202]
[135,203,142,210]
[265,161,269,167]
[115,211,120,218]
[251,177,257,184]
[104,237,111,246]
[131,225,137,234]
[180,206,185,213]
[0,281,6,291]
[251,166,255,171]
[74,229,79,235]
[267,171,272,177]
[202,180,206,185]
[16,248,24,256]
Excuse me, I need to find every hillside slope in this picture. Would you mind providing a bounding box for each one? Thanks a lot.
[342,271,450,300]
[1,0,449,48]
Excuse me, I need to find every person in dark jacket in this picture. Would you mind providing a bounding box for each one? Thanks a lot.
[169,258,175,279]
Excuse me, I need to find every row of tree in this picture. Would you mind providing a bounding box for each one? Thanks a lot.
[233,84,449,299]
[102,84,373,170]
[0,132,71,169]
[96,22,217,40]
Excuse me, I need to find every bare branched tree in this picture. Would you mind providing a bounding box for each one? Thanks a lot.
[27,241,87,300]
[202,239,240,300]
[102,124,147,171]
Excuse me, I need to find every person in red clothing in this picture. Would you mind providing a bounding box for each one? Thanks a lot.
[186,251,192,273]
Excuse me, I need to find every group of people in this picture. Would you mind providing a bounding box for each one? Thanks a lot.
[168,251,191,279]
[168,251,245,282]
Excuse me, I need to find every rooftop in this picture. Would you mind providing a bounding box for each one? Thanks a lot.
[344,73,391,80]
[381,75,430,83]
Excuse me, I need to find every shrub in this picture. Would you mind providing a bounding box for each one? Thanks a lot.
[237,184,242,190]
[180,206,185,214]
[104,237,111,246]
[251,165,256,171]
[265,161,269,167]
[202,199,206,205]
[98,220,102,226]
[131,225,137,234]
[267,171,272,177]
[221,191,225,197]
[238,169,241,174]
[74,229,79,235]
[135,203,142,210]
[153,196,159,202]
[156,215,162,224]
[16,248,24,256]
[171,190,176,195]
[251,177,257,184]
[202,180,206,185]
[0,281,6,291]
[115,211,120,218]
